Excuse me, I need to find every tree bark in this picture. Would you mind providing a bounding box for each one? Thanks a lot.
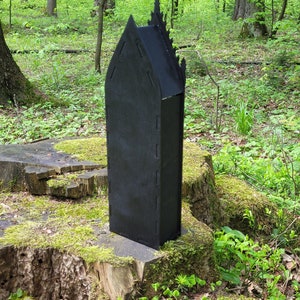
[270,0,288,37]
[9,0,12,27]
[233,0,268,37]
[0,22,40,106]
[47,0,57,16]
[95,0,106,73]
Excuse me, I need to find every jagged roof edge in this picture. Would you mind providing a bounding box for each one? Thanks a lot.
[148,0,175,57]
[148,0,186,84]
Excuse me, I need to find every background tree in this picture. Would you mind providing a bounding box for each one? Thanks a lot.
[9,0,12,27]
[233,0,268,37]
[170,0,179,28]
[47,0,57,16]
[0,22,40,106]
[95,0,107,73]
[270,0,288,37]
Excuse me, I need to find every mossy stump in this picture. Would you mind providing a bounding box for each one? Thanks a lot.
[216,175,278,238]
[0,137,284,299]
[0,138,219,299]
[142,203,217,298]
[182,142,221,228]
[54,138,222,227]
[0,200,216,299]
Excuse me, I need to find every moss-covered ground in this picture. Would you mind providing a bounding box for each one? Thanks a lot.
[0,192,127,264]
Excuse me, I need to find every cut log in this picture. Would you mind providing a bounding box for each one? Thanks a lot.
[0,205,216,299]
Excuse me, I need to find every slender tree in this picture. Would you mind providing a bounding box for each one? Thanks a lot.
[0,22,40,106]
[95,0,106,73]
[9,0,12,27]
[270,0,288,37]
[233,0,268,37]
[47,0,57,16]
[170,0,179,28]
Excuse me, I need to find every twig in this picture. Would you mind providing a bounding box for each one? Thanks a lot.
[177,49,221,131]
[271,216,300,248]
[29,137,50,144]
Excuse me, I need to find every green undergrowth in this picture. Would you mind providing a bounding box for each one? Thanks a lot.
[213,141,300,212]
[213,226,300,299]
[216,175,300,248]
[8,288,34,300]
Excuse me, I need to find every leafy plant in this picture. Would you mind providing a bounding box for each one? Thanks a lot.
[214,226,288,298]
[143,274,206,299]
[262,34,300,91]
[8,288,33,300]
[233,101,253,135]
[213,141,300,205]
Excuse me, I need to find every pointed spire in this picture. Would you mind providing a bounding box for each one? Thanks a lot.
[148,0,185,83]
[149,0,165,28]
[149,1,175,57]
[154,0,160,15]
[127,15,137,29]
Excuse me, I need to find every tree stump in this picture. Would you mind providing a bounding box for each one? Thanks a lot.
[182,142,221,228]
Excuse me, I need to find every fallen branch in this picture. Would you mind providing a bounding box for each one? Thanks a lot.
[11,48,300,66]
[11,49,92,54]
[214,60,264,65]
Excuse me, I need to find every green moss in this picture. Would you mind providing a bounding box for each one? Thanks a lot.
[0,216,129,265]
[0,193,51,219]
[47,178,70,188]
[47,172,84,189]
[0,192,128,265]
[54,137,107,166]
[78,246,122,265]
[182,142,212,183]
[216,175,277,237]
[181,142,221,228]
[0,222,38,246]
[54,198,109,221]
[143,203,216,297]
[54,138,208,182]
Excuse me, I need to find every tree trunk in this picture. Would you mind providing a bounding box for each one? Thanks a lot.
[95,0,106,73]
[170,0,179,28]
[0,22,40,106]
[47,0,57,16]
[233,0,268,37]
[9,0,12,27]
[270,0,288,37]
